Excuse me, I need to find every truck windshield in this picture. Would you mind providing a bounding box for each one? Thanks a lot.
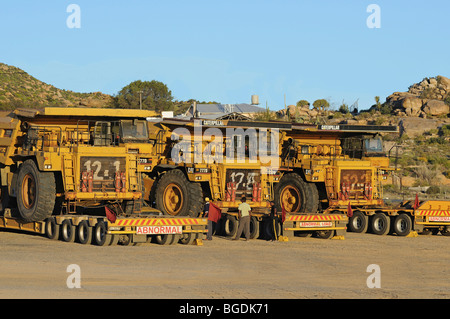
[120,120,148,141]
[364,138,383,154]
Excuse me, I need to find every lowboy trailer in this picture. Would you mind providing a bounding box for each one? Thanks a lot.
[219,211,348,240]
[345,199,450,236]
[0,208,207,246]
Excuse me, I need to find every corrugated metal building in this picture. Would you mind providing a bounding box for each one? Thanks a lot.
[184,103,266,120]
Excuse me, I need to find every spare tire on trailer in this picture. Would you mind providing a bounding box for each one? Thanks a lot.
[155,169,203,217]
[16,159,56,222]
[274,173,319,214]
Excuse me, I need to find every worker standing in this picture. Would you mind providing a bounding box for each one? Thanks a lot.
[233,196,251,241]
[204,198,221,240]
[269,201,278,241]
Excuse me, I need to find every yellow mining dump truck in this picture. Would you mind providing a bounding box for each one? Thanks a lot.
[0,107,207,245]
[276,123,450,236]
[276,123,397,214]
[145,118,280,215]
[144,118,346,239]
[0,107,157,221]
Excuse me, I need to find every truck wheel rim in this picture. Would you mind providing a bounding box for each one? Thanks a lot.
[22,174,36,209]
[163,183,183,215]
[280,186,300,213]
[352,216,363,230]
[397,219,407,232]
[374,218,385,231]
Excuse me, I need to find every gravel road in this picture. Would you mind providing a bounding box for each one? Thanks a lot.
[0,229,449,299]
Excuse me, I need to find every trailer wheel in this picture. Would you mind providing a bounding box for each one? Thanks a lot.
[45,217,60,240]
[155,170,203,217]
[17,160,56,222]
[315,230,334,239]
[222,214,238,237]
[370,213,390,236]
[77,220,92,245]
[263,218,280,240]
[249,216,260,239]
[154,234,175,245]
[171,234,181,245]
[61,219,76,243]
[441,227,450,236]
[348,211,368,233]
[93,221,112,246]
[393,214,412,236]
[179,232,197,245]
[295,231,312,237]
[118,234,132,246]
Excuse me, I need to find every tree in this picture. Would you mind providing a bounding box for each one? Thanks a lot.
[296,100,310,108]
[338,101,349,114]
[312,99,330,112]
[115,80,173,112]
[374,96,381,111]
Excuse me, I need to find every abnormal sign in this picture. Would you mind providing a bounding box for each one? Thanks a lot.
[136,226,183,235]
[428,216,450,222]
[298,222,333,228]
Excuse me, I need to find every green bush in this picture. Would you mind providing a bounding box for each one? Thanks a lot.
[426,185,441,194]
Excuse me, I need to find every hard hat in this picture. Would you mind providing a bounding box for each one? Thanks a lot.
[205,197,210,202]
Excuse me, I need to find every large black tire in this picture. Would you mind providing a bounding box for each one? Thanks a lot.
[155,170,203,217]
[370,213,390,236]
[60,219,76,243]
[154,234,176,245]
[77,220,93,245]
[315,230,335,239]
[222,214,238,237]
[249,216,260,239]
[16,160,56,222]
[45,217,60,240]
[263,218,280,240]
[304,182,319,213]
[348,211,369,233]
[93,221,112,246]
[392,213,412,236]
[274,173,318,214]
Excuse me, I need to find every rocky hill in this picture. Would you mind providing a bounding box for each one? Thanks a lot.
[275,76,450,194]
[0,63,114,110]
[387,75,450,118]
[278,75,450,136]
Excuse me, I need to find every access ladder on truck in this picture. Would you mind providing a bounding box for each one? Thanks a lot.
[0,208,207,246]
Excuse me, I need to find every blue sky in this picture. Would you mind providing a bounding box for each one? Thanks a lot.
[1,0,449,111]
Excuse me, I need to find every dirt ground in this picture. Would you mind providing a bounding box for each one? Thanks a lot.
[0,229,450,299]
